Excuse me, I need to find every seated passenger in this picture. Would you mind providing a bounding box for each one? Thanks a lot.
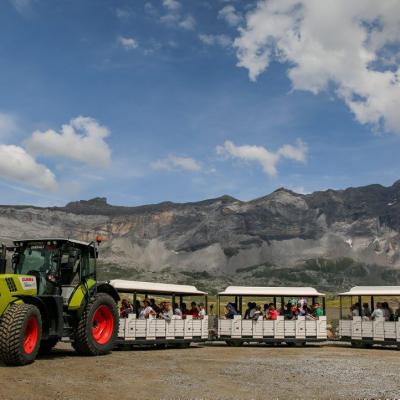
[225,303,238,319]
[311,303,324,319]
[120,299,133,318]
[159,302,173,321]
[244,302,252,319]
[395,305,400,321]
[283,302,295,320]
[174,303,183,317]
[371,302,384,320]
[382,302,393,321]
[189,301,199,318]
[150,298,161,315]
[134,300,143,318]
[252,305,263,320]
[266,305,279,320]
[297,301,307,317]
[198,303,206,319]
[361,303,371,319]
[139,299,156,319]
[350,303,360,318]
[297,297,307,315]
[181,303,190,318]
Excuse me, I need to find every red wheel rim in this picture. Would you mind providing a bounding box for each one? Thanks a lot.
[24,317,39,354]
[92,305,114,345]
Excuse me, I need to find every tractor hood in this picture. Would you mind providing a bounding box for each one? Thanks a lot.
[0,274,37,316]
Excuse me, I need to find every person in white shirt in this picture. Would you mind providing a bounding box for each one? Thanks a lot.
[174,303,182,317]
[139,299,156,319]
[350,304,360,318]
[159,302,173,322]
[198,303,206,319]
[371,303,384,320]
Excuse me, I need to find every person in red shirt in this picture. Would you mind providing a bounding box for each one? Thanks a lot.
[267,305,280,320]
[189,301,199,318]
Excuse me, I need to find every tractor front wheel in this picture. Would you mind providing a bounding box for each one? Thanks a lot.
[72,293,118,356]
[0,304,42,366]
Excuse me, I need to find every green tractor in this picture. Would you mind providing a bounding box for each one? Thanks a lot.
[0,238,120,366]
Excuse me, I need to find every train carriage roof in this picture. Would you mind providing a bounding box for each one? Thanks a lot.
[339,286,400,296]
[110,279,207,295]
[219,286,325,297]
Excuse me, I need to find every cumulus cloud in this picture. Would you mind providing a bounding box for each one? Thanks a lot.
[25,116,112,168]
[151,155,202,172]
[234,0,400,133]
[0,145,56,190]
[216,139,307,177]
[117,36,138,50]
[199,34,232,48]
[218,5,242,26]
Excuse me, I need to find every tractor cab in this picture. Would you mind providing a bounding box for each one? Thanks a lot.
[10,239,97,301]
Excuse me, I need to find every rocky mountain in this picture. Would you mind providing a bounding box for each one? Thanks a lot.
[2,180,400,292]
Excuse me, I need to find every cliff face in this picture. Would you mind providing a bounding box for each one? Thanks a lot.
[1,180,400,291]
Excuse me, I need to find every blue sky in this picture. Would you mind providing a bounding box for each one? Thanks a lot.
[0,0,400,206]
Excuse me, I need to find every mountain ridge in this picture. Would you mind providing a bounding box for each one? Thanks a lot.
[1,180,400,291]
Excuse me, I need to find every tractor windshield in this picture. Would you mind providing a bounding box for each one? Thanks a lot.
[14,245,58,276]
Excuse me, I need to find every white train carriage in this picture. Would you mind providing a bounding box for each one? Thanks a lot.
[217,286,327,345]
[338,286,400,347]
[110,279,208,347]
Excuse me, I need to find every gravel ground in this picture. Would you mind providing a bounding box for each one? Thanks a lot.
[1,342,400,400]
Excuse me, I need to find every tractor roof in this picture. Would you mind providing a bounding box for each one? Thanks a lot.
[13,238,95,249]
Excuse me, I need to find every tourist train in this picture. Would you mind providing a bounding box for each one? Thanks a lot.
[112,279,400,349]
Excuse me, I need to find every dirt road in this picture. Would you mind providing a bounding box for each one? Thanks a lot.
[1,343,399,400]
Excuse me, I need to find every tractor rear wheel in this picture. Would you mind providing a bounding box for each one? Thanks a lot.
[72,293,118,356]
[0,303,42,366]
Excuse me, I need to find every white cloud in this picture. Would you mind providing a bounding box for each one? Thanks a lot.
[25,116,112,168]
[218,5,242,26]
[179,15,196,30]
[216,139,307,177]
[199,34,232,48]
[163,0,181,11]
[117,36,138,50]
[0,113,17,138]
[0,145,56,190]
[151,155,202,172]
[234,0,400,133]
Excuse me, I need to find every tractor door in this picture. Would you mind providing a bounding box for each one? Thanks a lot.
[59,246,82,306]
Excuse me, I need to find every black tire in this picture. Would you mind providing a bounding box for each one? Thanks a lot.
[0,303,42,366]
[72,293,118,356]
[38,337,59,356]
